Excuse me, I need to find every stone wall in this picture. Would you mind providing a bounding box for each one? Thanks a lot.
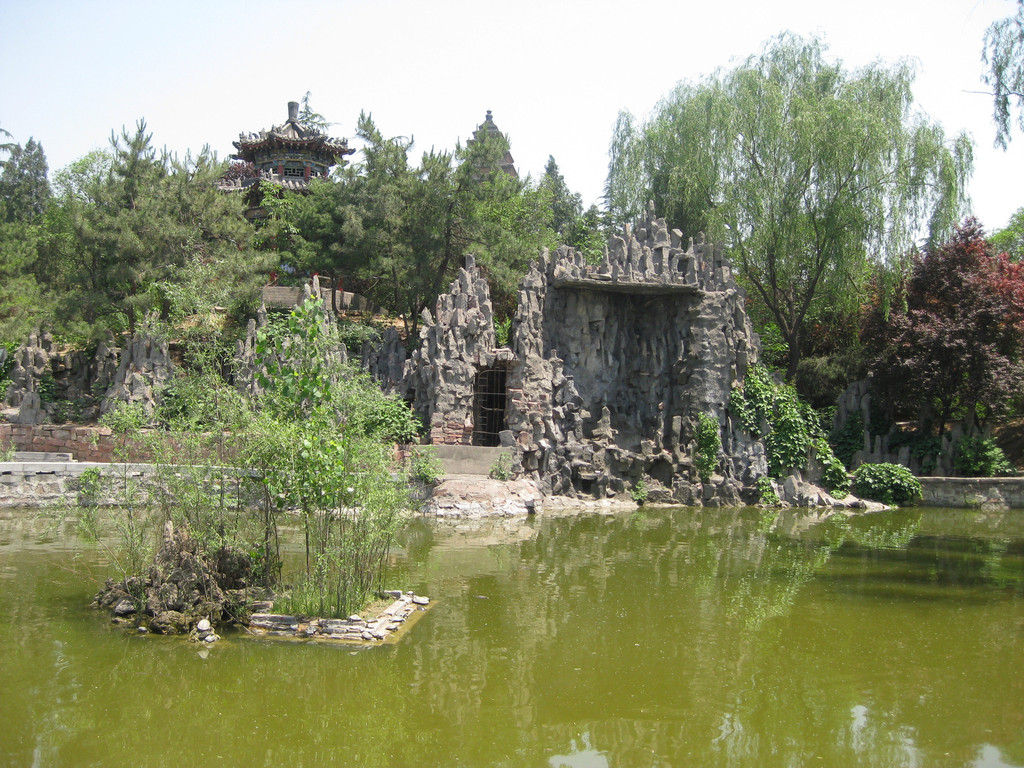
[0,462,139,508]
[919,477,1024,509]
[404,255,513,445]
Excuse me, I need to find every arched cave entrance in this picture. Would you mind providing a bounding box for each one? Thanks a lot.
[472,365,508,447]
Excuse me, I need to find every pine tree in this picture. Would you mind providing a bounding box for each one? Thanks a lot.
[0,137,50,223]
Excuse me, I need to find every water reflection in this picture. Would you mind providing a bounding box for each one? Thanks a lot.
[1,506,1022,767]
[549,732,610,768]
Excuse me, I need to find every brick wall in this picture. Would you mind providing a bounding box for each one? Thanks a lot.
[0,424,116,462]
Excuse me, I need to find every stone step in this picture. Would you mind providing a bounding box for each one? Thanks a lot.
[13,451,75,462]
[430,445,512,476]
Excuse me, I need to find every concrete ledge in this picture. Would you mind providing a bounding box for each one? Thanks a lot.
[919,476,1024,509]
[0,462,233,507]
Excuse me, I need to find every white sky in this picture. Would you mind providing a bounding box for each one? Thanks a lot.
[1,0,1021,233]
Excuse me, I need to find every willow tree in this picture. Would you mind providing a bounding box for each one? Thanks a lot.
[607,34,973,379]
[983,0,1024,148]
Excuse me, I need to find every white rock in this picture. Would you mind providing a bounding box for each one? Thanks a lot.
[197,618,212,632]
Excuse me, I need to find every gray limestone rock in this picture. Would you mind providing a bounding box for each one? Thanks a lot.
[362,211,772,505]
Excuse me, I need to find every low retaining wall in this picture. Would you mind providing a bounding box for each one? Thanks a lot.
[0,424,117,462]
[919,477,1024,508]
[0,462,149,508]
[7,461,1024,511]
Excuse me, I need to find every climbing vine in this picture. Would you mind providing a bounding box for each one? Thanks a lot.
[730,365,850,496]
[694,413,721,483]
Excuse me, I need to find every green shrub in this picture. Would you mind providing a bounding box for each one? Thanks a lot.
[887,429,944,475]
[756,476,780,506]
[409,446,444,485]
[37,373,57,404]
[77,467,104,507]
[830,409,864,469]
[954,436,1015,477]
[364,397,422,444]
[336,319,382,355]
[815,438,850,498]
[695,413,721,482]
[793,355,849,410]
[494,316,512,348]
[851,463,922,505]
[630,478,649,505]
[754,321,788,373]
[489,452,514,481]
[0,341,16,400]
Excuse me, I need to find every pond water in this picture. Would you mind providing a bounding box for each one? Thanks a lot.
[1,506,1023,767]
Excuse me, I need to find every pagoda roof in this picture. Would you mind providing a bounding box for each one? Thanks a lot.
[469,110,517,178]
[233,101,354,163]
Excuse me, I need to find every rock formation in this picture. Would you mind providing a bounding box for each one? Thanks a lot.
[94,520,261,635]
[2,330,165,424]
[387,207,769,505]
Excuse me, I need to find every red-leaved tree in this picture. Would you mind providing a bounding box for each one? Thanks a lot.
[871,219,1024,433]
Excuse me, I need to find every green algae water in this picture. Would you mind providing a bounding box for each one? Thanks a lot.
[2,506,1023,767]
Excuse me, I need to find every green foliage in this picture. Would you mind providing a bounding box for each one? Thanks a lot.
[76,467,103,507]
[694,413,721,483]
[990,205,1024,261]
[255,296,338,418]
[36,372,56,404]
[77,298,410,618]
[983,2,1024,148]
[0,216,45,341]
[335,318,381,355]
[38,124,268,339]
[831,409,864,469]
[630,477,649,505]
[954,436,1016,477]
[815,438,850,498]
[731,365,850,494]
[0,135,47,338]
[276,113,559,337]
[156,369,249,431]
[409,447,444,485]
[494,316,512,348]
[754,321,789,373]
[608,33,972,379]
[0,340,16,396]
[756,476,781,506]
[793,353,865,411]
[851,462,922,505]
[0,136,50,223]
[884,429,944,475]
[58,401,156,581]
[490,452,514,481]
[409,446,444,485]
[363,396,422,444]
